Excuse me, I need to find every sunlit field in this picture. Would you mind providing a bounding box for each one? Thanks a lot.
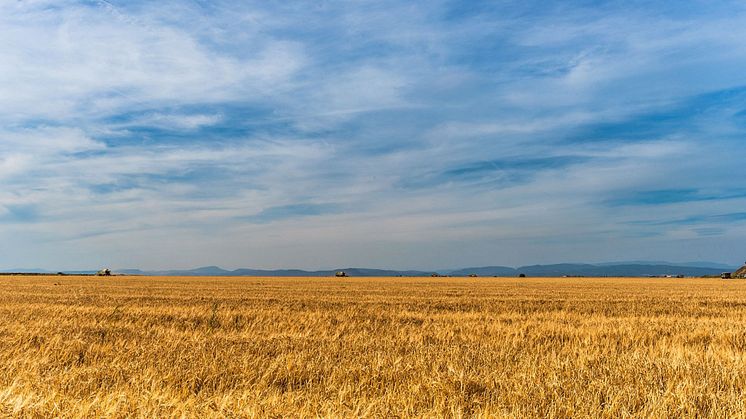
[2,275,746,417]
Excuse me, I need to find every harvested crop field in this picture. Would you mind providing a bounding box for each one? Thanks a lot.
[2,275,746,417]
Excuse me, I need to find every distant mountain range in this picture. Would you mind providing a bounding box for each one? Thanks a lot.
[593,260,737,270]
[3,261,740,277]
[447,263,735,277]
[116,261,738,277]
[114,266,435,277]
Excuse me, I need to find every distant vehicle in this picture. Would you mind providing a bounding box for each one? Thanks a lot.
[96,269,111,276]
[722,272,732,279]
[335,271,347,277]
[468,274,478,277]
[518,273,526,278]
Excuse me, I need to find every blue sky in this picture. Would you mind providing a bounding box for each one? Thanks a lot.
[1,0,746,270]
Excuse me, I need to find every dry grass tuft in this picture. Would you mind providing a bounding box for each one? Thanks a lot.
[1,275,746,417]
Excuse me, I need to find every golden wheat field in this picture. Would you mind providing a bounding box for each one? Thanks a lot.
[2,275,746,417]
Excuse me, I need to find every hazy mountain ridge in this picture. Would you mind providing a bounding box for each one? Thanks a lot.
[115,262,738,277]
[448,264,733,277]
[594,261,738,270]
[114,267,434,277]
[3,262,738,277]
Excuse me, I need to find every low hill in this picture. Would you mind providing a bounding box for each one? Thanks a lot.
[448,263,728,277]
[115,266,434,277]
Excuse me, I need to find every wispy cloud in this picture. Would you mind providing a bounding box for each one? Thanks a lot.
[632,212,746,227]
[606,189,746,206]
[0,204,40,224]
[240,203,342,224]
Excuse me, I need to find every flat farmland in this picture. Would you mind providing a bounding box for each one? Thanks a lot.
[2,276,746,417]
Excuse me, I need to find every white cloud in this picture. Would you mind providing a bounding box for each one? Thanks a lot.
[0,2,306,122]
[119,112,223,130]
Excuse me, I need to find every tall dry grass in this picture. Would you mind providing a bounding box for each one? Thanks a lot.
[1,275,746,417]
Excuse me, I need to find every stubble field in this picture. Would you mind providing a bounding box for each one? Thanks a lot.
[1,275,746,417]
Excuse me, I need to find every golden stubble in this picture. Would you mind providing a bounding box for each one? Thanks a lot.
[1,275,746,418]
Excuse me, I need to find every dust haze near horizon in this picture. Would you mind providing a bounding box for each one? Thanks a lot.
[1,1,746,271]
